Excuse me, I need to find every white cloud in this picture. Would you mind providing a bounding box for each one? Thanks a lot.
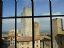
[3,19,21,23]
[52,12,63,15]
[42,12,64,19]
[42,12,63,15]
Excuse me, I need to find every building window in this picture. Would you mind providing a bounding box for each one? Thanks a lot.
[1,0,64,48]
[27,47,29,48]
[22,42,24,45]
[27,42,29,44]
[36,45,38,47]
[22,47,24,48]
[36,41,38,43]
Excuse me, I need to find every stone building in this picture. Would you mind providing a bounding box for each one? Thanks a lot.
[21,7,32,36]
[17,36,40,48]
[52,18,64,48]
[34,22,40,36]
[16,7,41,48]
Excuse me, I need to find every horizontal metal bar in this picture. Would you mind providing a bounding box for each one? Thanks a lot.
[1,15,64,19]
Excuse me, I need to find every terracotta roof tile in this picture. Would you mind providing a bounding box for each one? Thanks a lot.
[17,36,41,42]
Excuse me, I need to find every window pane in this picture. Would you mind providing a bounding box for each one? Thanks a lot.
[52,17,64,48]
[17,18,32,48]
[51,0,64,15]
[17,0,32,16]
[2,19,15,48]
[34,18,51,48]
[3,0,15,17]
[34,0,50,16]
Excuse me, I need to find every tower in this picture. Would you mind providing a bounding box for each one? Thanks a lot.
[34,22,40,36]
[22,7,32,16]
[21,7,32,36]
[52,18,64,36]
[52,18,64,48]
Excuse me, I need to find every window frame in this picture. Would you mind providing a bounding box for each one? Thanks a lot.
[1,0,64,48]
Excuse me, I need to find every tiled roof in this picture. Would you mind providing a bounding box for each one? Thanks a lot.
[8,45,15,48]
[40,36,51,40]
[17,36,41,42]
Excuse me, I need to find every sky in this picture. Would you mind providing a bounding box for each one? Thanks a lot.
[2,0,64,16]
[2,0,64,33]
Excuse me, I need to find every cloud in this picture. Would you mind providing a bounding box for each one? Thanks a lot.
[3,19,21,24]
[52,12,63,15]
[2,19,15,24]
[42,12,63,15]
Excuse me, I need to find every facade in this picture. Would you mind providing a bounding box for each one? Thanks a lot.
[21,7,32,36]
[17,36,40,48]
[52,18,64,36]
[17,7,41,48]
[34,22,40,36]
[22,7,32,16]
[52,18,64,48]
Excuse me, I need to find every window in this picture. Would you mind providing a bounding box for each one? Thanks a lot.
[22,42,24,45]
[1,0,64,48]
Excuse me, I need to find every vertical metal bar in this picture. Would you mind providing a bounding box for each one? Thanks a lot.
[49,0,53,48]
[15,0,17,48]
[0,0,2,48]
[31,0,34,48]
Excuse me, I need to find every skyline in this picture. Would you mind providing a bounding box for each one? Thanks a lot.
[2,18,64,33]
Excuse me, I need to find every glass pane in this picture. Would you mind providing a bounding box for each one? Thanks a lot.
[3,0,15,17]
[34,18,51,48]
[17,18,32,48]
[2,19,15,48]
[52,17,64,48]
[34,0,50,16]
[17,0,32,16]
[51,0,64,15]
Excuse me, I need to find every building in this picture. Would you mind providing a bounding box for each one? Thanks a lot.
[2,32,10,48]
[17,7,41,48]
[40,33,51,48]
[22,7,32,16]
[5,7,53,48]
[52,18,64,48]
[17,36,40,48]
[34,22,40,36]
[21,7,32,36]
[52,18,64,36]
[8,29,15,48]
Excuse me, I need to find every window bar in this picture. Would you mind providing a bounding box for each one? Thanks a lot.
[15,0,17,48]
[49,0,53,48]
[0,0,2,48]
[31,0,34,48]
